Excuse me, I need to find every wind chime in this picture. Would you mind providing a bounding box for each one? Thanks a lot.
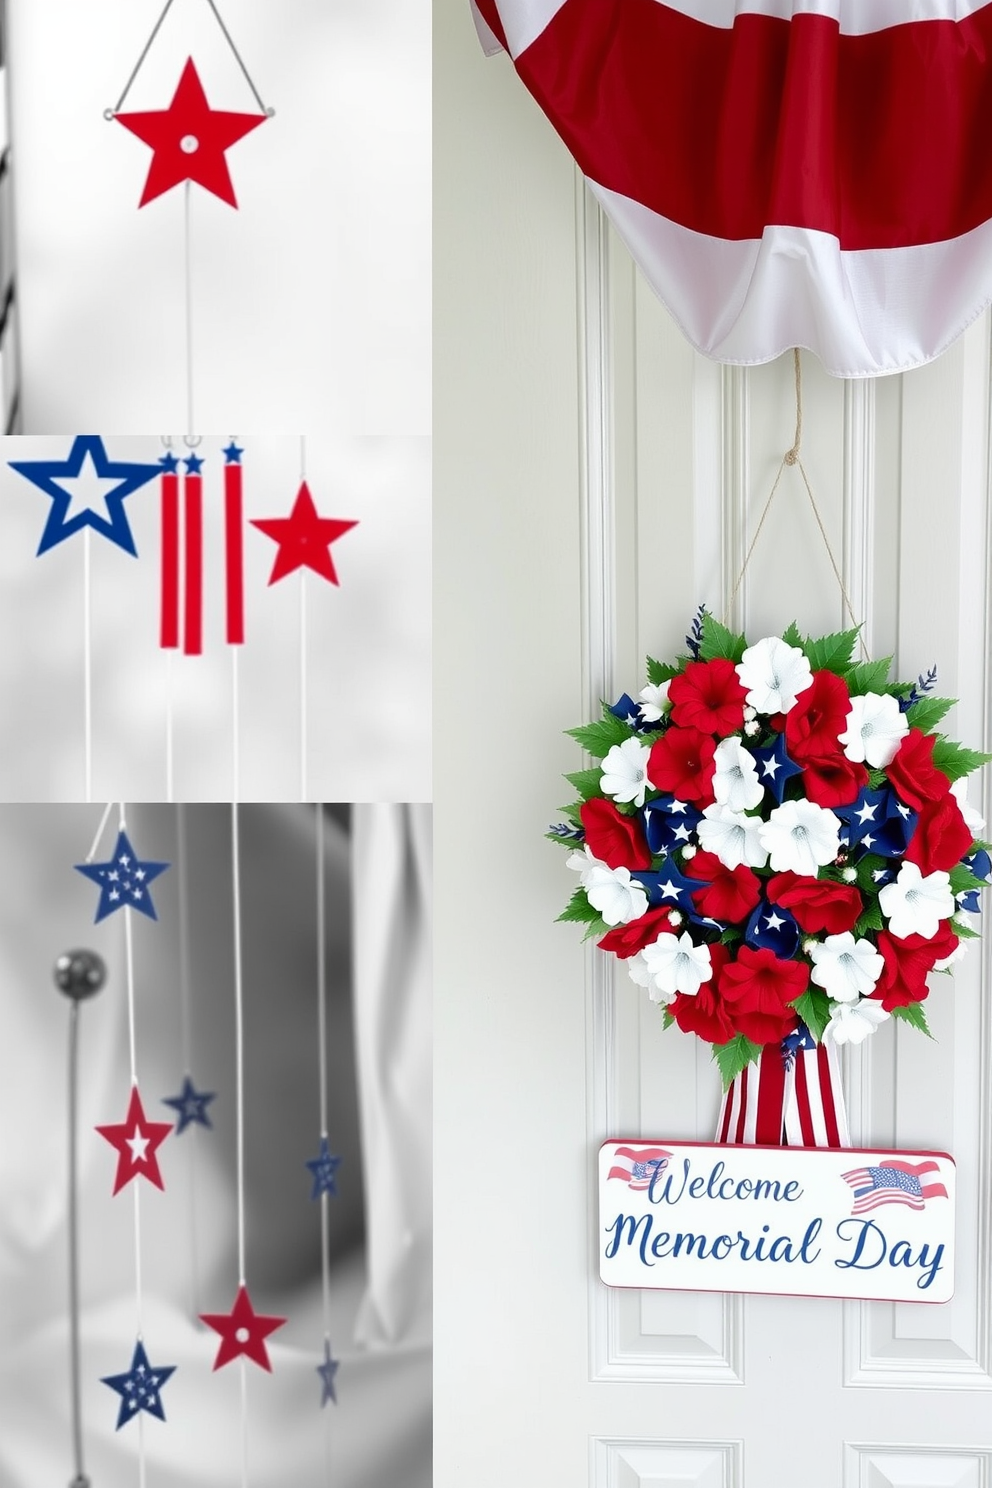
[58,804,343,1487]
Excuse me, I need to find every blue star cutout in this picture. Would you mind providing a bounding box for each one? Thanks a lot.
[101,1339,176,1431]
[159,451,180,473]
[223,441,244,463]
[316,1340,340,1407]
[750,734,803,804]
[631,856,707,911]
[836,787,917,857]
[9,435,161,556]
[184,453,204,474]
[162,1075,216,1134]
[642,796,702,855]
[744,901,800,958]
[75,829,169,922]
[306,1136,342,1199]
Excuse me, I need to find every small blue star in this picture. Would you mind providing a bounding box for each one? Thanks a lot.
[750,735,803,804]
[223,441,244,464]
[184,453,204,475]
[162,1075,216,1134]
[306,1136,342,1199]
[158,452,180,473]
[101,1339,176,1431]
[316,1339,339,1407]
[9,435,161,555]
[75,828,169,923]
[632,856,707,912]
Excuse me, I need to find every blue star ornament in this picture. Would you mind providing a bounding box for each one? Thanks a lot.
[317,1340,340,1406]
[162,1075,216,1134]
[101,1339,176,1430]
[631,856,707,912]
[642,796,702,855]
[223,441,244,464]
[184,452,204,474]
[159,451,180,474]
[744,902,800,959]
[836,787,917,858]
[306,1136,342,1199]
[750,735,803,804]
[75,829,169,922]
[9,436,161,556]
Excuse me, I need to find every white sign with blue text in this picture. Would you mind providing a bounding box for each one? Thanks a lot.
[599,1141,955,1303]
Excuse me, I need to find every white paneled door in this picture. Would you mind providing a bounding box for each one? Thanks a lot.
[436,3,992,1485]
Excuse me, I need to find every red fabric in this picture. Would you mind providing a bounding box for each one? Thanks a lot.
[817,1044,841,1148]
[766,872,862,934]
[581,797,652,870]
[159,471,179,650]
[598,906,676,957]
[904,793,973,873]
[668,658,747,737]
[183,469,203,657]
[647,726,717,804]
[224,461,245,646]
[887,729,952,811]
[754,1044,786,1145]
[671,945,733,1042]
[799,752,868,809]
[717,945,807,1045]
[785,670,851,761]
[794,1053,815,1145]
[479,0,992,250]
[871,921,959,1009]
[686,849,761,923]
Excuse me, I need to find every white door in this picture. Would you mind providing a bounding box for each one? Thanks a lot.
[436,3,992,1484]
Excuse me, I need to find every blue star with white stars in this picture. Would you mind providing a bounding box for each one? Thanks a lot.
[101,1339,176,1430]
[835,786,917,857]
[9,435,161,556]
[642,796,702,855]
[223,441,244,464]
[306,1136,342,1199]
[184,452,204,475]
[749,734,804,804]
[316,1339,340,1407]
[75,829,169,922]
[162,1075,216,1134]
[744,901,800,958]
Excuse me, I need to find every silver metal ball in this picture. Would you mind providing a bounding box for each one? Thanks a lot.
[54,950,107,1002]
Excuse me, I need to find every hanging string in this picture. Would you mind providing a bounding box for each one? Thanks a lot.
[120,798,148,1488]
[121,802,138,1088]
[232,649,241,802]
[316,807,334,1421]
[185,182,196,443]
[176,804,202,1318]
[85,801,115,865]
[231,804,246,1284]
[165,651,175,802]
[83,529,93,803]
[105,0,274,118]
[300,436,309,802]
[723,348,868,658]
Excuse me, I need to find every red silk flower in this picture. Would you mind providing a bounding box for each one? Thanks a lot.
[887,729,952,811]
[648,726,717,804]
[686,849,761,923]
[672,945,734,1042]
[870,922,959,1010]
[717,945,809,1045]
[799,752,868,809]
[580,798,652,870]
[785,669,851,761]
[766,872,862,935]
[904,793,973,874]
[668,658,747,737]
[598,907,677,959]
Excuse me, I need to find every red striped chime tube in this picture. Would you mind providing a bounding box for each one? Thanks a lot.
[159,452,180,649]
[182,452,204,657]
[223,441,245,646]
[715,1035,851,1150]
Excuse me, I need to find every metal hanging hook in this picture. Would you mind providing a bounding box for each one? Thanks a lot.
[183,434,202,449]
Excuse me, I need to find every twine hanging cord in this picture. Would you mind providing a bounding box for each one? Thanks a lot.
[723,348,867,659]
[103,0,275,118]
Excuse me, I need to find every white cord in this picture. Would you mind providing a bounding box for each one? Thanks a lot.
[85,801,114,863]
[232,804,246,1283]
[300,574,308,802]
[165,649,175,803]
[240,1355,249,1488]
[185,182,195,440]
[232,648,241,803]
[83,530,92,802]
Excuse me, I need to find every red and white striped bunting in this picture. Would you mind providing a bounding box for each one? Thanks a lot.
[716,1040,850,1149]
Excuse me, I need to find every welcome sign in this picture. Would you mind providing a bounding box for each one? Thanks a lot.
[599,1141,955,1303]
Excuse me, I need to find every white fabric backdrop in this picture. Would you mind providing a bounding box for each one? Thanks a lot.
[0,802,431,1488]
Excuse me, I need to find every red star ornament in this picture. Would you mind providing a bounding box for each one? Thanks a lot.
[200,1284,287,1371]
[115,57,267,208]
[95,1086,173,1196]
[251,483,358,585]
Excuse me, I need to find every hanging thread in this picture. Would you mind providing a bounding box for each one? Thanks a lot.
[176,805,202,1317]
[316,807,334,1426]
[300,436,309,801]
[105,0,274,118]
[231,804,246,1284]
[184,182,195,443]
[120,799,148,1488]
[723,348,868,658]
[83,530,93,803]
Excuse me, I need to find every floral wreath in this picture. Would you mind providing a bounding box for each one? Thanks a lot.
[551,611,992,1087]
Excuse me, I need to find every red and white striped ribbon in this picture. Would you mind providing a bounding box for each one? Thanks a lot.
[716,1040,850,1149]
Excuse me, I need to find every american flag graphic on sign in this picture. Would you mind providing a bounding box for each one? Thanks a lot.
[607,1146,672,1191]
[841,1159,948,1215]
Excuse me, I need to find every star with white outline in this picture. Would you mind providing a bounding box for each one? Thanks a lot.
[102,1339,176,1430]
[9,436,161,555]
[75,829,169,922]
[306,1136,342,1199]
[162,1075,216,1134]
[317,1339,340,1407]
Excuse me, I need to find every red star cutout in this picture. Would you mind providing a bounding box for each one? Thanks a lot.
[200,1284,287,1371]
[115,57,267,208]
[95,1086,173,1196]
[250,483,358,586]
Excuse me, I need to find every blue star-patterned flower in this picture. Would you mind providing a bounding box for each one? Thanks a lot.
[316,1339,340,1407]
[744,902,800,959]
[749,734,803,804]
[159,451,180,474]
[184,453,204,475]
[75,829,169,922]
[101,1339,176,1431]
[781,1022,817,1069]
[836,787,917,857]
[223,441,244,464]
[642,796,702,855]
[162,1075,216,1134]
[631,856,707,911]
[8,436,161,556]
[306,1136,342,1199]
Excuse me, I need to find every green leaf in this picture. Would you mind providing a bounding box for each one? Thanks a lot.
[781,621,803,648]
[891,1001,934,1038]
[931,738,992,783]
[699,615,747,665]
[803,627,861,674]
[545,830,581,849]
[948,862,988,896]
[791,989,832,1043]
[556,888,599,925]
[952,917,981,940]
[566,713,634,759]
[582,915,611,941]
[844,658,894,696]
[905,696,955,734]
[712,1034,763,1090]
[556,801,584,826]
[854,901,884,937]
[564,768,603,802]
[854,853,886,892]
[661,1008,676,1030]
[646,656,680,686]
[719,926,743,945]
